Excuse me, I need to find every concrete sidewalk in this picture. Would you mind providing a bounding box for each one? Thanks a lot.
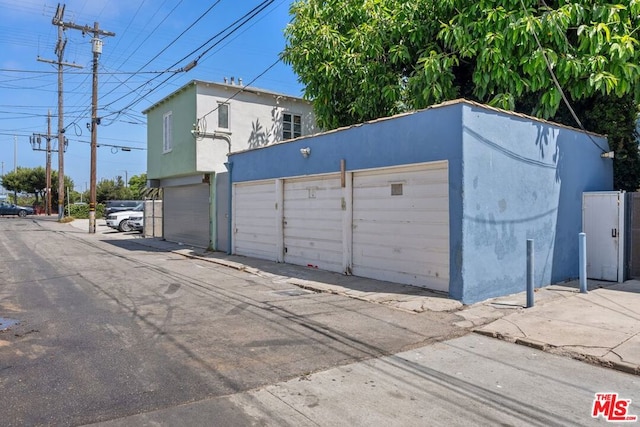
[63,218,640,375]
[473,280,640,375]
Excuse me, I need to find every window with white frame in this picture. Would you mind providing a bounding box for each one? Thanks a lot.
[218,102,229,129]
[283,113,302,140]
[163,111,173,152]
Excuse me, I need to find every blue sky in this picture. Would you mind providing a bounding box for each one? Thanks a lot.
[0,0,302,192]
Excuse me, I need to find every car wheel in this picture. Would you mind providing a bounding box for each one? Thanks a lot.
[118,220,132,232]
[18,210,27,218]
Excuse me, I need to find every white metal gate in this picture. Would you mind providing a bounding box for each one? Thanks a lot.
[283,174,343,272]
[583,191,625,282]
[164,184,209,248]
[233,180,277,261]
[352,162,450,291]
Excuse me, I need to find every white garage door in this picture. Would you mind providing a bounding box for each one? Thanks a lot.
[233,180,277,261]
[164,184,210,248]
[284,174,342,272]
[352,162,449,292]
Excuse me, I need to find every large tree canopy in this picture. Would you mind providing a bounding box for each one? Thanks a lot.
[284,0,640,125]
[283,0,640,189]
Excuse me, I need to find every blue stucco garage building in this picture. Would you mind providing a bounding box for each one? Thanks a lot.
[226,99,612,304]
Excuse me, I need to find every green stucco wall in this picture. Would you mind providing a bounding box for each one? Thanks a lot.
[146,84,197,180]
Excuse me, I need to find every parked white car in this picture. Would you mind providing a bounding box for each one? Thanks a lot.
[106,204,143,232]
[127,215,144,232]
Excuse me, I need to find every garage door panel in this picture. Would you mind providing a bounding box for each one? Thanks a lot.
[234,223,273,239]
[353,230,449,253]
[234,241,275,258]
[285,226,342,241]
[164,184,210,248]
[353,162,449,292]
[284,175,342,273]
[355,268,449,291]
[353,222,449,242]
[354,243,449,266]
[353,209,449,224]
[354,196,449,212]
[285,208,342,221]
[354,256,449,278]
[284,241,343,266]
[233,181,277,261]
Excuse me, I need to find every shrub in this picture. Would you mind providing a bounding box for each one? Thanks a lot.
[68,203,105,219]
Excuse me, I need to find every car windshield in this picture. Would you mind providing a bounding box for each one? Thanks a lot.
[133,204,143,211]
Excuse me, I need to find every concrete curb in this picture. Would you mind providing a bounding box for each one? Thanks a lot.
[472,329,640,376]
[166,248,458,314]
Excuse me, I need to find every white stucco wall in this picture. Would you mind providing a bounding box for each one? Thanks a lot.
[195,82,316,154]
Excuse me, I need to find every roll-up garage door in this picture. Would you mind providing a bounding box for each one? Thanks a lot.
[164,184,210,248]
[283,174,342,272]
[352,162,450,292]
[233,180,277,261]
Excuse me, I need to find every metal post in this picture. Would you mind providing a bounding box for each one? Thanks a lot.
[526,239,534,308]
[579,232,588,293]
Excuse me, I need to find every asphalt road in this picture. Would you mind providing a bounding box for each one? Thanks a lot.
[0,217,465,426]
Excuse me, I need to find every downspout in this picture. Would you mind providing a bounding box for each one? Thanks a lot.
[208,172,216,251]
[194,129,231,252]
[224,160,233,255]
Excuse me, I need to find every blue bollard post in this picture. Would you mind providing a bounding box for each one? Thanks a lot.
[526,239,534,308]
[579,233,588,293]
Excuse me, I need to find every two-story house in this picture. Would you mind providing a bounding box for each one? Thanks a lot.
[143,79,317,249]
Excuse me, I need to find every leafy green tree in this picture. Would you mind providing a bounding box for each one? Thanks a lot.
[284,0,450,129]
[96,177,135,203]
[51,171,74,210]
[23,167,47,206]
[128,173,147,199]
[285,0,640,123]
[1,169,26,203]
[284,0,640,189]
[1,167,48,204]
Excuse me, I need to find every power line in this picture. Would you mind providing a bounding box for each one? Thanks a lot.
[196,57,281,138]
[102,0,276,120]
[518,0,606,153]
[0,67,184,75]
[98,0,221,103]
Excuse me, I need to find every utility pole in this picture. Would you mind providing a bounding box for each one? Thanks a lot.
[38,3,82,220]
[47,9,115,233]
[47,111,52,215]
[30,111,59,215]
[86,22,115,233]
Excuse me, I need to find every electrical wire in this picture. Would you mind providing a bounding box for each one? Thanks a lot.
[518,0,607,153]
[99,0,218,104]
[196,57,281,138]
[102,0,276,121]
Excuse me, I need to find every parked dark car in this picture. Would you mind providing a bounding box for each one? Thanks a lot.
[0,201,34,217]
[104,200,143,218]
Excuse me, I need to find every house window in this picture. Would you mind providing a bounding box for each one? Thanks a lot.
[218,103,229,129]
[283,113,302,140]
[163,111,172,153]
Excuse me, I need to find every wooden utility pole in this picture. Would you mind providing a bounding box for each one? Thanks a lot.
[46,111,52,215]
[30,111,62,216]
[86,23,115,233]
[38,3,82,220]
[48,5,115,233]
